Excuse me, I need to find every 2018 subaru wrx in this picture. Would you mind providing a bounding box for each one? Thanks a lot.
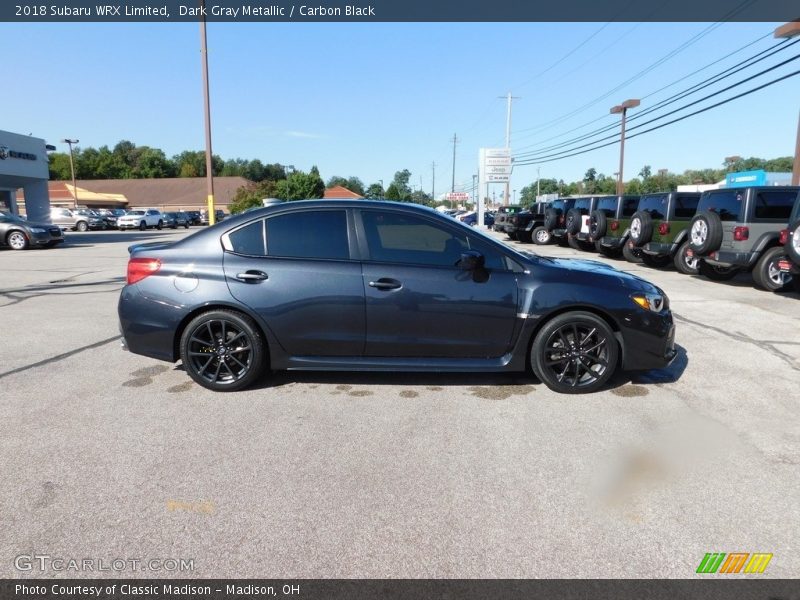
[118,200,677,394]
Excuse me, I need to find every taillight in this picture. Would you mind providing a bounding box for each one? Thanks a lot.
[658,222,670,235]
[558,215,565,225]
[779,229,788,245]
[610,221,619,231]
[127,257,161,284]
[733,226,749,242]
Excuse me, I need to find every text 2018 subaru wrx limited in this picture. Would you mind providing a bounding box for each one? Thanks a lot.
[119,200,676,394]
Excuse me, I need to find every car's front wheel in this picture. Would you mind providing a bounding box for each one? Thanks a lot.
[76,221,88,232]
[180,310,266,392]
[533,226,552,245]
[530,311,619,394]
[139,221,146,231]
[156,220,163,230]
[6,230,29,250]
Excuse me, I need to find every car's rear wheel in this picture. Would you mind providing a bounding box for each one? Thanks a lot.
[752,246,792,291]
[157,220,163,230]
[596,241,621,258]
[622,241,643,263]
[533,226,552,245]
[139,221,146,231]
[508,231,518,241]
[180,310,266,392]
[641,253,672,269]
[531,311,619,394]
[6,230,29,250]
[567,235,581,250]
[185,223,190,229]
[76,221,88,232]
[518,229,532,243]
[674,241,699,275]
[698,261,740,281]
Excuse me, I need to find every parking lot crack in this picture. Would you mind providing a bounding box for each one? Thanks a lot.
[672,313,800,372]
[0,335,122,380]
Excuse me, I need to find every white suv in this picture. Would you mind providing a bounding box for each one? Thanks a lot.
[118,209,164,231]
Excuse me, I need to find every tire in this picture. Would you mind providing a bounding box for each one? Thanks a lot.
[622,241,643,263]
[752,246,793,292]
[674,241,700,275]
[641,253,673,269]
[76,221,88,232]
[530,311,619,394]
[6,230,29,251]
[629,211,653,247]
[179,309,267,392]
[589,210,607,240]
[533,226,553,245]
[185,223,190,229]
[786,219,800,264]
[567,235,581,250]
[565,209,582,235]
[544,208,560,230]
[689,211,723,254]
[698,260,740,281]
[139,221,147,231]
[518,229,533,243]
[508,230,518,241]
[156,220,163,230]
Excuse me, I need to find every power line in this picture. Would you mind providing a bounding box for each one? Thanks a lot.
[512,68,800,167]
[513,37,797,159]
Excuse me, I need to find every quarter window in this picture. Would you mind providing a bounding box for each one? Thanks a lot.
[229,220,266,256]
[754,191,797,221]
[674,195,700,219]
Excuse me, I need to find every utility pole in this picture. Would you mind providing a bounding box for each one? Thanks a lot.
[62,138,79,209]
[610,98,641,195]
[199,0,216,225]
[472,174,477,208]
[536,166,541,199]
[451,134,459,193]
[498,92,520,206]
[431,161,436,201]
[775,21,800,185]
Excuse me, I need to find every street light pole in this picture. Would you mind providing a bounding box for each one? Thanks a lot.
[378,179,384,200]
[62,138,79,209]
[610,98,640,195]
[775,21,800,185]
[199,0,216,225]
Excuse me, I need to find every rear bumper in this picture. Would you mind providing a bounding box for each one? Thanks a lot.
[688,248,758,268]
[599,235,626,249]
[642,241,676,256]
[551,228,567,238]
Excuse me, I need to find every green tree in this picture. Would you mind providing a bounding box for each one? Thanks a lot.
[385,169,412,201]
[274,167,325,201]
[364,183,384,199]
[229,180,280,214]
[133,147,175,178]
[48,153,73,180]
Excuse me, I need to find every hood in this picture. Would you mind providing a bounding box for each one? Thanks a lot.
[21,220,58,230]
[541,256,660,293]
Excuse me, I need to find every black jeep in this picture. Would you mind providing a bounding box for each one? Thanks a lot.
[537,198,577,246]
[778,215,800,293]
[493,206,523,236]
[504,201,550,243]
[688,186,800,290]
[587,195,640,257]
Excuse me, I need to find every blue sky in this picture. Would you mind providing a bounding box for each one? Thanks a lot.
[2,21,798,198]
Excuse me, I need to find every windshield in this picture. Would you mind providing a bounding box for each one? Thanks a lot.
[0,211,24,222]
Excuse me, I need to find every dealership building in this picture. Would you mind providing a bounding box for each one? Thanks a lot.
[0,130,51,222]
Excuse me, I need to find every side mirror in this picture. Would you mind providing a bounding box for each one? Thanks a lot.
[457,250,485,270]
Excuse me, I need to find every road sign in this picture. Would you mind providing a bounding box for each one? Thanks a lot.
[445,192,470,201]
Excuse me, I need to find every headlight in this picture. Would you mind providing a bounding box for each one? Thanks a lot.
[631,293,667,312]
[30,227,46,233]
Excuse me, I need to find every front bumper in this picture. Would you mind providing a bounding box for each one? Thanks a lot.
[620,309,677,371]
[29,229,64,246]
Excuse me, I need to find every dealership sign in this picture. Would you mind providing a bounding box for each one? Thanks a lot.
[479,148,512,183]
[0,145,37,161]
[445,192,470,201]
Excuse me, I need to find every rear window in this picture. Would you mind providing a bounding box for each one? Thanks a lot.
[753,190,798,221]
[622,197,639,217]
[638,194,668,220]
[573,198,592,211]
[674,195,700,219]
[697,191,743,222]
[596,197,618,217]
[551,199,573,212]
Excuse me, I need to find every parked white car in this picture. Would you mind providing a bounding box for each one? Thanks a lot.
[118,209,164,231]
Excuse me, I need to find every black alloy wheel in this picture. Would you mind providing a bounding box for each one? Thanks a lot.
[180,310,266,391]
[531,311,619,394]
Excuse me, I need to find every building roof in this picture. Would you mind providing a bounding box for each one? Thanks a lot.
[323,185,363,199]
[76,177,251,206]
[18,182,129,207]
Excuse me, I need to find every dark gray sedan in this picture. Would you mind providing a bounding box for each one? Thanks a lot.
[0,211,64,250]
[119,200,676,394]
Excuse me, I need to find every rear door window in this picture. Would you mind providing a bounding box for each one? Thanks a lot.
[266,210,350,260]
[674,195,700,219]
[697,191,743,222]
[754,190,798,221]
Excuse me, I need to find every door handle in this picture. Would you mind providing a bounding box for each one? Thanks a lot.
[235,270,268,282]
[368,278,402,291]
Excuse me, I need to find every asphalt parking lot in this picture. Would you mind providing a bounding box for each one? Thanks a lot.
[1,226,798,578]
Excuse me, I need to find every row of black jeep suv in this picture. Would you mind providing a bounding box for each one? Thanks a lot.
[501,186,800,293]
